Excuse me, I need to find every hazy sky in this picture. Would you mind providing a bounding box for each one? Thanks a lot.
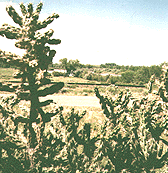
[1,0,168,66]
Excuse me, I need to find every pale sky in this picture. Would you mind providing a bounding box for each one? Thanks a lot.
[1,0,168,66]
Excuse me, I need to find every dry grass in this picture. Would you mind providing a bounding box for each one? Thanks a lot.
[0,68,17,82]
[52,76,98,84]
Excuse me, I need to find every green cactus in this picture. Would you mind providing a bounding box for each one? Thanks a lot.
[95,84,168,172]
[0,2,168,173]
[0,2,64,171]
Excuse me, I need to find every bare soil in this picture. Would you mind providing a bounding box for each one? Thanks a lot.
[40,95,101,108]
[0,93,101,108]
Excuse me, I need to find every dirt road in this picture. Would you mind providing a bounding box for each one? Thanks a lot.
[40,95,101,108]
[0,93,101,108]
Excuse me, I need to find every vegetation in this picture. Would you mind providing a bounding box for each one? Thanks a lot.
[0,68,17,82]
[50,61,162,85]
[59,58,81,76]
[0,2,167,173]
[0,2,64,172]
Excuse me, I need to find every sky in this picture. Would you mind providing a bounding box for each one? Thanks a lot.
[1,0,168,66]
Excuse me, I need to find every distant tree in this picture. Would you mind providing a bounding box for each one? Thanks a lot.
[53,62,61,69]
[100,64,106,68]
[107,75,120,84]
[129,65,141,71]
[149,65,162,78]
[121,70,135,83]
[85,64,94,68]
[59,58,80,76]
[100,63,117,69]
[135,66,150,84]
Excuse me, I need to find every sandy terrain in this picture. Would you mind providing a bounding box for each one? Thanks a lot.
[0,93,101,108]
[40,95,101,108]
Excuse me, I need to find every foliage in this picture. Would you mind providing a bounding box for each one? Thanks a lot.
[70,63,162,85]
[121,70,135,83]
[52,71,65,77]
[51,61,162,85]
[120,66,162,84]
[0,2,168,173]
[0,2,64,172]
[59,58,81,76]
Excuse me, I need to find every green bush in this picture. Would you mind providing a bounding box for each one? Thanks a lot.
[52,71,65,77]
[107,75,120,84]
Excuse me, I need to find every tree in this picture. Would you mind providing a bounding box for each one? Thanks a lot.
[59,58,80,76]
[121,70,135,83]
[149,65,162,78]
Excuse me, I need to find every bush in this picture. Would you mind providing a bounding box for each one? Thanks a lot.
[107,75,120,84]
[52,71,65,77]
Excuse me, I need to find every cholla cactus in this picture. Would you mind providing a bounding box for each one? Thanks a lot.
[0,2,61,82]
[0,1,64,166]
[94,86,168,172]
[157,64,168,103]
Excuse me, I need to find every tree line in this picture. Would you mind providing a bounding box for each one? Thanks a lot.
[50,59,162,85]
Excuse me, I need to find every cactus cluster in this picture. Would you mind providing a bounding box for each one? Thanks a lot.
[0,2,168,173]
[93,70,168,172]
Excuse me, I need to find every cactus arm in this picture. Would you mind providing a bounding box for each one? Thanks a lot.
[47,39,61,45]
[20,3,27,16]
[0,24,22,39]
[35,2,43,14]
[37,82,64,97]
[27,3,33,16]
[37,13,59,30]
[6,5,23,26]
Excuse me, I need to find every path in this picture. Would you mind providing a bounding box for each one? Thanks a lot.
[40,95,101,108]
[0,93,101,108]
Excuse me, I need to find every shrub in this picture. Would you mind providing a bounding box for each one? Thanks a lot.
[52,71,65,77]
[83,88,94,93]
[107,75,120,84]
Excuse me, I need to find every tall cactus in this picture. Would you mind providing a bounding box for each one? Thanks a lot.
[0,1,63,162]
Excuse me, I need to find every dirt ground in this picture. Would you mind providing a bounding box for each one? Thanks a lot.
[39,95,101,108]
[0,93,101,108]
